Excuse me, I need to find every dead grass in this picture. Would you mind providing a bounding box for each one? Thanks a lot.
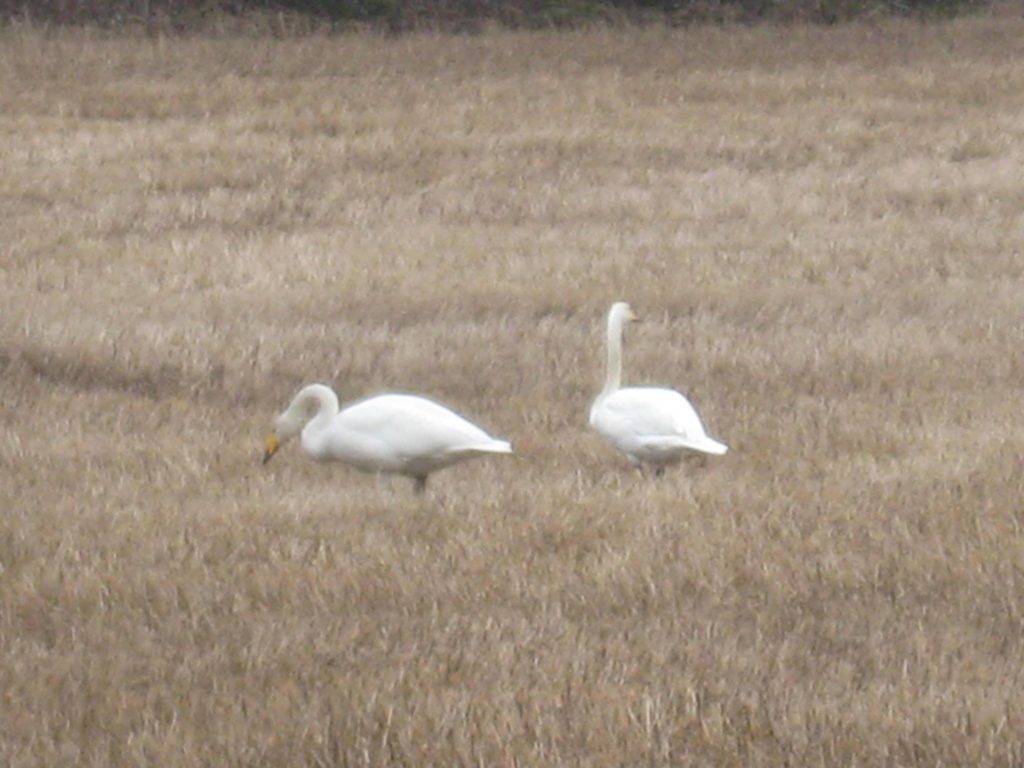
[2,13,1024,767]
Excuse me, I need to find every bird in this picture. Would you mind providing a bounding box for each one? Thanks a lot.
[262,383,512,494]
[589,301,727,475]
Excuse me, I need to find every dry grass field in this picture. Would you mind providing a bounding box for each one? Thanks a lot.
[3,12,1024,766]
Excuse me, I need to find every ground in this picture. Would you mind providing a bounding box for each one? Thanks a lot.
[2,13,1024,766]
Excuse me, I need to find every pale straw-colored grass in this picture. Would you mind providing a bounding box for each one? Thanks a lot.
[2,13,1024,766]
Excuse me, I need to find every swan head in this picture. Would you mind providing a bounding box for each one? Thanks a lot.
[262,410,305,464]
[609,301,638,326]
[262,385,337,464]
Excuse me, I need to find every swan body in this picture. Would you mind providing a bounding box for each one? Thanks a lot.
[264,384,512,493]
[590,302,727,471]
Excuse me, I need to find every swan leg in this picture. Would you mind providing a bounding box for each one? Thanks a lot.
[685,454,709,470]
[413,475,428,495]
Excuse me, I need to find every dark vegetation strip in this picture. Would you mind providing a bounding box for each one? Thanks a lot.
[0,0,992,30]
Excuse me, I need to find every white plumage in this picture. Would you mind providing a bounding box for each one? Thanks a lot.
[589,302,727,472]
[263,384,512,493]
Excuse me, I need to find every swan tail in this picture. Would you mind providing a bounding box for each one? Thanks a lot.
[647,435,728,456]
[451,439,513,456]
[477,440,513,454]
[692,436,728,455]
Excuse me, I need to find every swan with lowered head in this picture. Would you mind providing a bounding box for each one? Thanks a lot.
[263,384,512,493]
[589,302,727,474]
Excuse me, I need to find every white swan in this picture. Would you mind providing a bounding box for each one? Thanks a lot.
[589,302,727,474]
[263,384,512,493]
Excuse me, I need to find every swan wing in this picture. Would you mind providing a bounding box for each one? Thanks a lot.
[597,387,727,454]
[334,394,510,460]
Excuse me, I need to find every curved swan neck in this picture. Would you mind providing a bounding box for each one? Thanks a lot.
[294,383,340,426]
[602,308,625,398]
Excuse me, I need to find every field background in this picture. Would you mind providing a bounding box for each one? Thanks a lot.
[3,12,1024,766]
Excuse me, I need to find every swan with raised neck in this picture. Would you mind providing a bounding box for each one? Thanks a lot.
[589,301,728,474]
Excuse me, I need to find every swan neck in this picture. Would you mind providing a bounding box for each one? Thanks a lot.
[602,311,624,397]
[297,384,340,428]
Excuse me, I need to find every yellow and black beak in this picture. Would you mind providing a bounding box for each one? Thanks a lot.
[262,433,280,465]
